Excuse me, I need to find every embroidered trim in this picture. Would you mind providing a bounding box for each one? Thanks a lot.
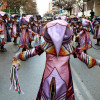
[41,42,74,56]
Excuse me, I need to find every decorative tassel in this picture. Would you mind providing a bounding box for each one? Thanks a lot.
[10,59,23,94]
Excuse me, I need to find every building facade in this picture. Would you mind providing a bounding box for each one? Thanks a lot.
[72,0,100,17]
[94,0,100,16]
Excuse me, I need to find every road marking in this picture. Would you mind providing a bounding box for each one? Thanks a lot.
[71,66,95,100]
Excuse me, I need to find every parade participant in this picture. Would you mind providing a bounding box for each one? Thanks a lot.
[92,17,97,33]
[75,21,83,48]
[46,17,53,22]
[71,17,78,35]
[53,15,57,20]
[36,15,43,35]
[18,14,21,21]
[0,13,11,52]
[19,17,30,51]
[0,18,4,51]
[29,16,36,32]
[70,17,79,48]
[10,15,20,45]
[76,21,83,33]
[29,16,36,48]
[76,18,92,53]
[35,15,43,44]
[11,19,100,100]
[42,17,48,27]
[93,17,100,45]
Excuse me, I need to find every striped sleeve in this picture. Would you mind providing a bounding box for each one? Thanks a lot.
[77,52,96,68]
[19,45,44,61]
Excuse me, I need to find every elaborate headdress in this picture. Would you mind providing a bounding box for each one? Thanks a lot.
[42,19,73,56]
[20,17,29,25]
[82,18,94,34]
[82,18,91,27]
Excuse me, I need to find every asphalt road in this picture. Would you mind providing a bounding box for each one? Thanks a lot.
[0,34,100,100]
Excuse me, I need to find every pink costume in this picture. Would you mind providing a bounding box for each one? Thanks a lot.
[11,19,19,38]
[77,19,92,50]
[0,18,5,46]
[93,22,100,39]
[0,12,11,49]
[28,18,36,42]
[0,18,7,46]
[19,17,30,49]
[11,20,98,99]
[27,16,35,42]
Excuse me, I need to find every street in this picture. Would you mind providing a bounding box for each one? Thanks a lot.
[0,35,100,100]
[0,0,100,100]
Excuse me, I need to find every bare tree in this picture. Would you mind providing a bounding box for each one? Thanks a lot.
[53,0,76,15]
[77,0,85,16]
[0,0,38,14]
[63,0,76,15]
[22,0,38,14]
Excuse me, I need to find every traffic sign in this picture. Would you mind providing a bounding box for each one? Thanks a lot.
[60,9,63,13]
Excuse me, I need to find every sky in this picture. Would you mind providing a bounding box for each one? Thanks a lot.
[36,0,51,16]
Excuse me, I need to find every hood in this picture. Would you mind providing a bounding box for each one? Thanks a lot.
[82,18,90,27]
[82,18,93,32]
[20,17,29,25]
[44,20,72,56]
